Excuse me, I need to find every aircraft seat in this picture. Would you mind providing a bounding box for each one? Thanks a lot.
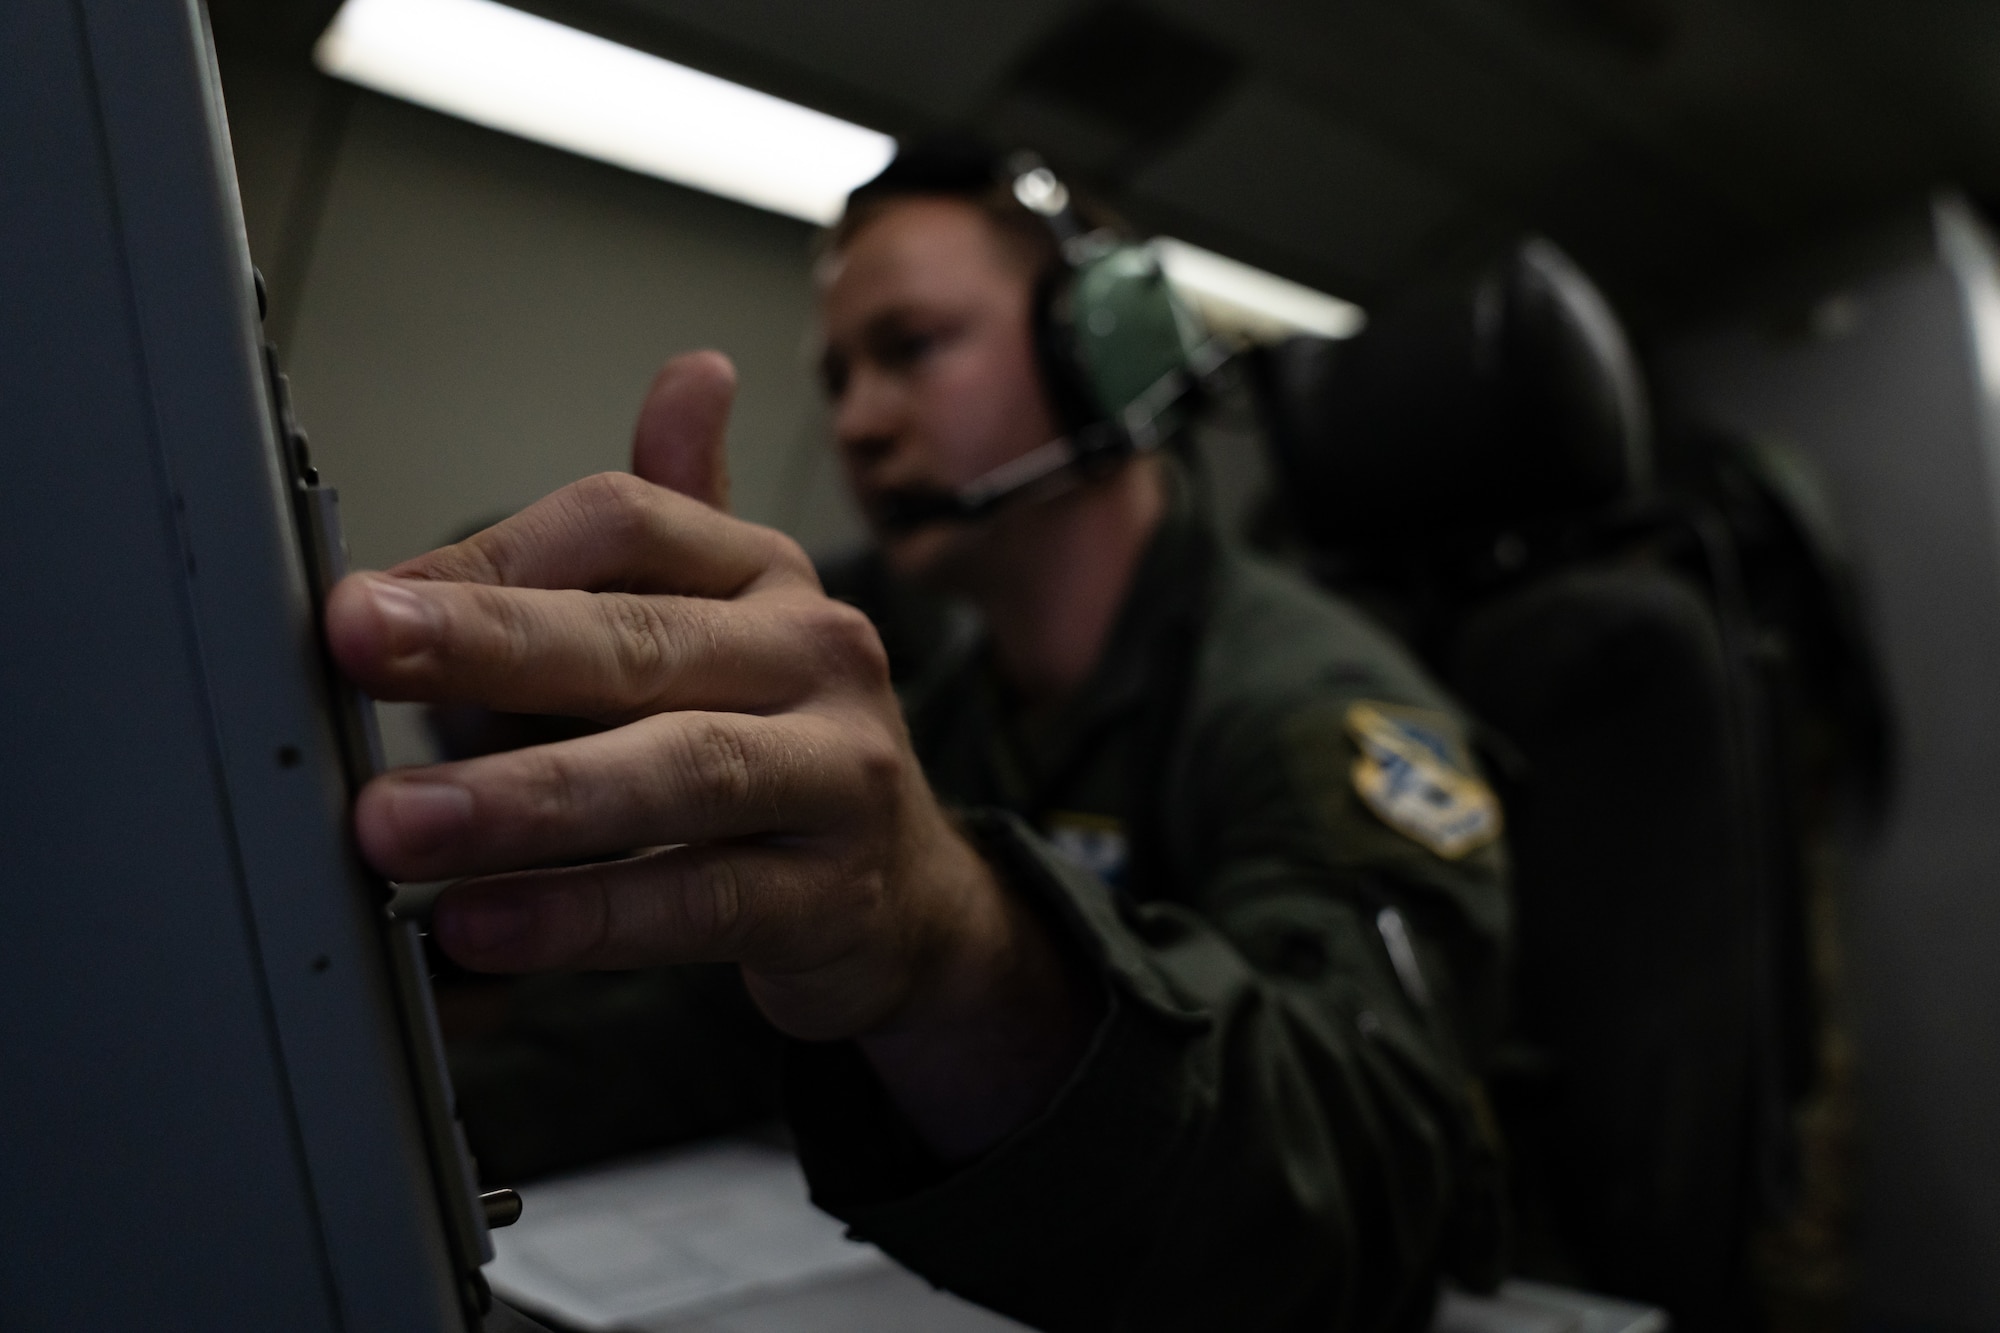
[1247,240,1784,1332]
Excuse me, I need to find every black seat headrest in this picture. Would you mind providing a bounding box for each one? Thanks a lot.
[1251,239,1652,556]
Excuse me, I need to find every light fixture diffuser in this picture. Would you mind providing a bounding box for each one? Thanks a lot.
[1153,238,1365,341]
[315,0,896,225]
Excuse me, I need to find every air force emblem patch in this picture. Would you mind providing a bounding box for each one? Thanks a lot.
[1346,702,1502,860]
[1044,811,1129,888]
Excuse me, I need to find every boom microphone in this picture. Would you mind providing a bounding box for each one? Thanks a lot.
[870,349,1224,536]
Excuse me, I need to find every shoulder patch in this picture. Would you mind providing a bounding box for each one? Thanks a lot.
[1043,811,1129,888]
[1345,701,1502,860]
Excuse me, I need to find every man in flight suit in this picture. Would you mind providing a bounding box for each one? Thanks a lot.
[327,142,1511,1331]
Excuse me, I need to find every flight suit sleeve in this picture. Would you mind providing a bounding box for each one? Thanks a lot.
[781,690,1511,1333]
[449,963,783,1184]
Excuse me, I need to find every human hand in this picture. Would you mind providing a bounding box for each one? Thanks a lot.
[324,354,1096,1150]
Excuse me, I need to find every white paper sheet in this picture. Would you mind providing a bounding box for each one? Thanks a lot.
[485,1139,893,1330]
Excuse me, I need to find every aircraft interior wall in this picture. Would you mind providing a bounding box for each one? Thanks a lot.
[215,45,865,581]
[1664,197,2000,1333]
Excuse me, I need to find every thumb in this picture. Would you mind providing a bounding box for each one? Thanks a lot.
[632,350,737,510]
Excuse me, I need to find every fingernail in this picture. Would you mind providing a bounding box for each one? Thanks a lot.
[436,895,531,957]
[388,779,473,857]
[369,578,436,657]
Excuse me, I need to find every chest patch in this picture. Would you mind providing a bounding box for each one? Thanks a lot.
[1043,811,1129,888]
[1346,702,1501,860]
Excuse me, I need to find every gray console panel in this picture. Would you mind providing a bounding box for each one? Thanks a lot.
[0,2,482,1327]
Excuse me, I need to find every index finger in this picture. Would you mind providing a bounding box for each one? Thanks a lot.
[390,470,814,598]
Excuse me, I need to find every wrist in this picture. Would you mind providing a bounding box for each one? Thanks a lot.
[859,811,1104,1160]
[883,810,1028,1032]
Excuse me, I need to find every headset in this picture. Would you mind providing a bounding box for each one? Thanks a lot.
[872,150,1226,534]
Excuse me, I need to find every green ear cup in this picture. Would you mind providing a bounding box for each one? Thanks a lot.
[1063,245,1207,438]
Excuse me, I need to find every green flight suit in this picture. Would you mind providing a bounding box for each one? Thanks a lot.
[786,477,1512,1333]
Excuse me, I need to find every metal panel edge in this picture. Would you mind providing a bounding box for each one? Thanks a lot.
[70,0,479,1326]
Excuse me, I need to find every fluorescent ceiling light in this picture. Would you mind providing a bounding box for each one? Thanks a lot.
[315,0,895,225]
[1153,238,1365,340]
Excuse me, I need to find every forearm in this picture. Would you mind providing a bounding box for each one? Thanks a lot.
[787,816,1503,1333]
[856,826,1105,1161]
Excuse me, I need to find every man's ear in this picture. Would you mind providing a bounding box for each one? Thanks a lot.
[632,350,737,511]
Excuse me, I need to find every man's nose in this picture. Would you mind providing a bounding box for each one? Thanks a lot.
[831,368,907,469]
